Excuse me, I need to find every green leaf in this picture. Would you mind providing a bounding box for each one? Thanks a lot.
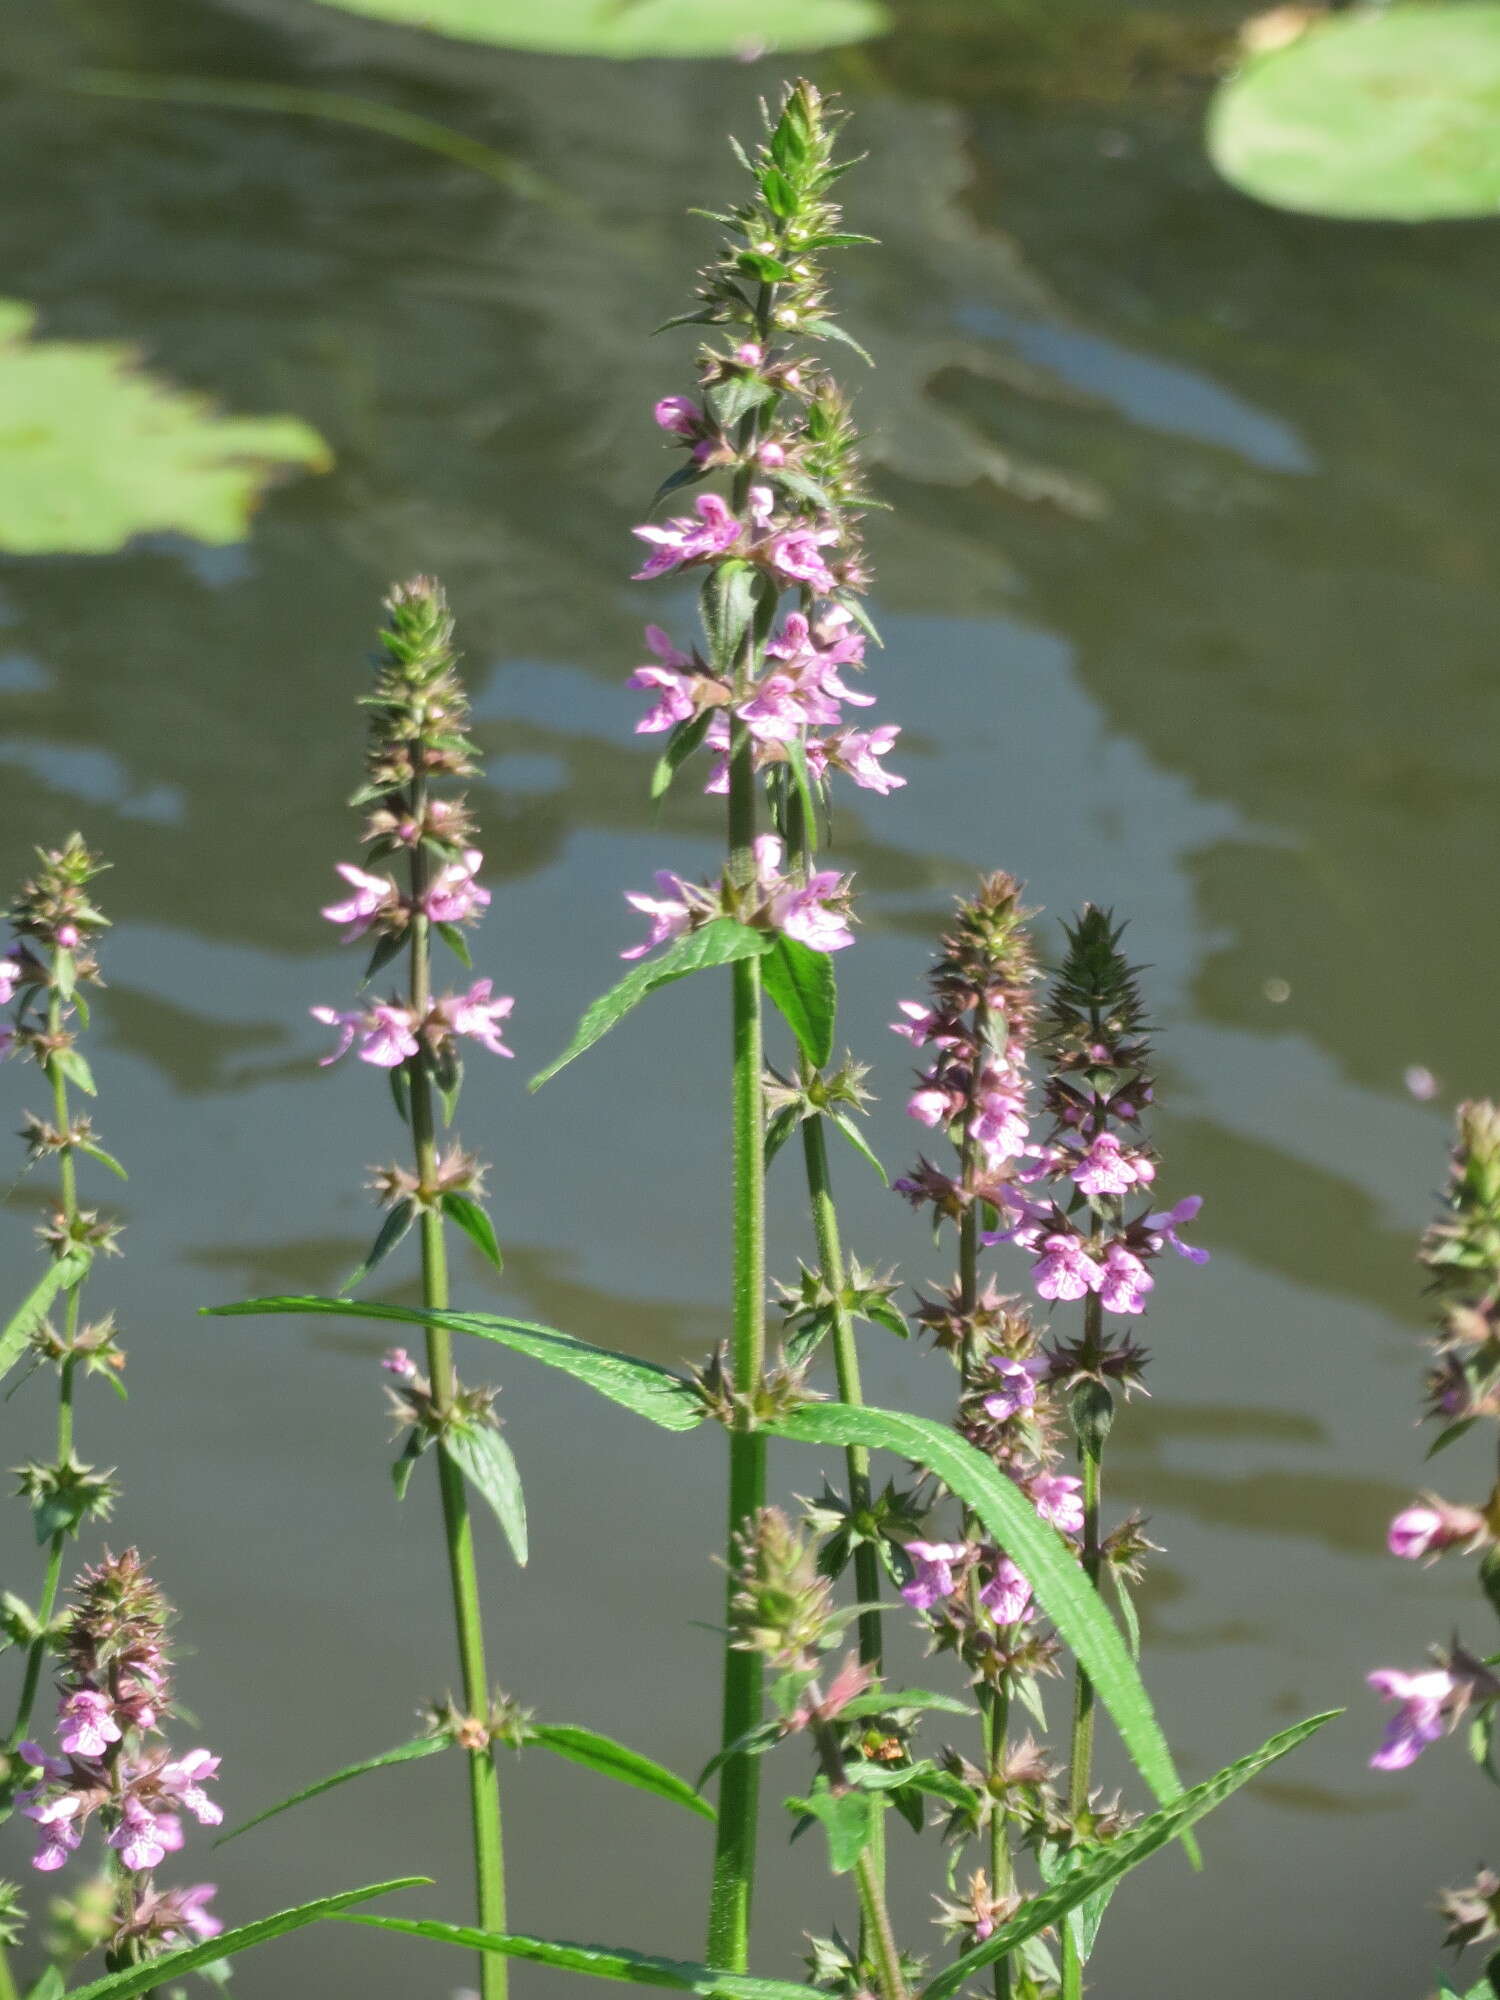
[1206,5,1500,221]
[765,1404,1187,1817]
[305,0,888,56]
[526,1723,714,1821]
[651,708,716,802]
[761,937,836,1070]
[828,1111,888,1186]
[436,921,473,968]
[0,1250,91,1386]
[1113,1570,1142,1662]
[0,300,329,556]
[920,1713,1337,2000]
[56,1048,96,1097]
[836,1688,972,1721]
[216,1736,447,1845]
[335,1916,814,1997]
[204,1295,705,1432]
[788,1784,876,1874]
[700,560,759,674]
[530,919,773,1089]
[66,1879,429,2000]
[77,1140,128,1180]
[340,1198,415,1295]
[441,1191,503,1271]
[800,318,874,367]
[444,1424,527,1566]
[23,1971,64,2000]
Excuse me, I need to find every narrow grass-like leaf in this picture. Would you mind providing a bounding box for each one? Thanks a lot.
[340,1198,415,1295]
[530,919,773,1089]
[767,1403,1186,1815]
[203,1296,704,1432]
[761,937,835,1070]
[442,1190,503,1271]
[828,1111,887,1185]
[444,1424,527,1565]
[920,1713,1337,2000]
[67,1879,430,2000]
[336,1916,814,1998]
[216,1736,447,1846]
[0,1250,91,1386]
[836,1688,971,1720]
[526,1723,714,1820]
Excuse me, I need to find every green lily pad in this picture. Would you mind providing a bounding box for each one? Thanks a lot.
[308,0,889,60]
[0,301,330,555]
[1208,5,1500,221]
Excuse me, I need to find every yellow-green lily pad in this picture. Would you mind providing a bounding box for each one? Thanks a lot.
[1208,4,1500,221]
[0,301,331,555]
[308,0,888,60]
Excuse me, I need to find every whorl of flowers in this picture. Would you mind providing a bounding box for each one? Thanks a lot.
[622,80,897,951]
[16,1552,222,1966]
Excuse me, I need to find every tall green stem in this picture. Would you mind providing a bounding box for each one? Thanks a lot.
[1061,1293,1105,2000]
[707,720,769,1971]
[9,979,84,1753]
[809,1719,908,2000]
[408,827,507,2000]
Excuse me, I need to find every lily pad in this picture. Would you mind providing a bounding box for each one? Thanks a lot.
[1208,5,1500,221]
[308,0,889,60]
[0,301,330,555]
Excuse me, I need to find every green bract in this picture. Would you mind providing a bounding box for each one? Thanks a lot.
[1207,5,1500,221]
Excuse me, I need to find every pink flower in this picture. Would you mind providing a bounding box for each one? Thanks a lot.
[908,1085,956,1129]
[628,627,700,734]
[737,676,806,745]
[423,850,490,926]
[983,1355,1048,1423]
[1031,1472,1085,1536]
[1367,1667,1456,1770]
[1098,1242,1153,1316]
[0,957,20,1005]
[827,725,904,795]
[621,874,693,960]
[757,441,786,468]
[321,863,397,942]
[111,1798,174,1872]
[890,999,937,1045]
[1387,1499,1486,1560]
[25,1790,82,1872]
[55,924,80,950]
[1033,1234,1103,1303]
[161,1749,223,1827]
[900,1540,967,1611]
[767,523,840,595]
[632,494,742,580]
[382,1347,418,1380]
[1145,1195,1208,1264]
[311,1003,420,1069]
[971,1066,1029,1168]
[654,396,700,436]
[159,1884,222,1942]
[57,1689,119,1760]
[438,980,516,1058]
[734,342,764,366]
[771,871,855,954]
[979,1558,1032,1625]
[1072,1132,1154,1199]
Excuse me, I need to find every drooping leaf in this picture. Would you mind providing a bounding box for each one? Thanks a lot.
[216,1736,448,1846]
[304,0,889,58]
[441,1191,503,1271]
[651,709,716,802]
[335,1916,814,1998]
[530,919,773,1089]
[66,1879,429,2000]
[444,1423,528,1566]
[766,1403,1186,1816]
[203,1296,704,1432]
[828,1111,888,1186]
[788,1783,876,1874]
[761,936,836,1070]
[0,301,329,556]
[1207,6,1500,221]
[340,1198,415,1295]
[0,1250,91,1386]
[920,1713,1338,2000]
[77,1140,128,1180]
[526,1723,714,1821]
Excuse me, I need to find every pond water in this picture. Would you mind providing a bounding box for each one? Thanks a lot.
[1,2,1496,1995]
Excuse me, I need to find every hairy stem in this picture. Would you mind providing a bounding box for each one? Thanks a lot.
[409,829,507,2000]
[1061,1293,1105,2000]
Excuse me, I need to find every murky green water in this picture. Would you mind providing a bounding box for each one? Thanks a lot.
[1,1,1496,1993]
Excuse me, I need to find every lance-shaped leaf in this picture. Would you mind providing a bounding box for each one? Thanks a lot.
[202,1296,704,1432]
[761,936,836,1070]
[766,1403,1186,1815]
[66,1878,429,2000]
[920,1713,1338,2000]
[442,1191,503,1270]
[444,1422,527,1566]
[335,1916,816,1998]
[531,919,773,1089]
[216,1735,448,1846]
[0,1249,91,1386]
[787,1782,876,1874]
[527,1723,714,1821]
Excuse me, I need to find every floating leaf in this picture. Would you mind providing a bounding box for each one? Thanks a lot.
[761,936,836,1070]
[305,0,888,59]
[67,1879,428,2000]
[444,1423,528,1566]
[526,1723,714,1821]
[0,301,329,555]
[920,1714,1338,2000]
[336,1916,814,1997]
[203,1295,704,1432]
[216,1736,448,1846]
[1207,6,1500,221]
[0,1250,91,1387]
[531,919,773,1089]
